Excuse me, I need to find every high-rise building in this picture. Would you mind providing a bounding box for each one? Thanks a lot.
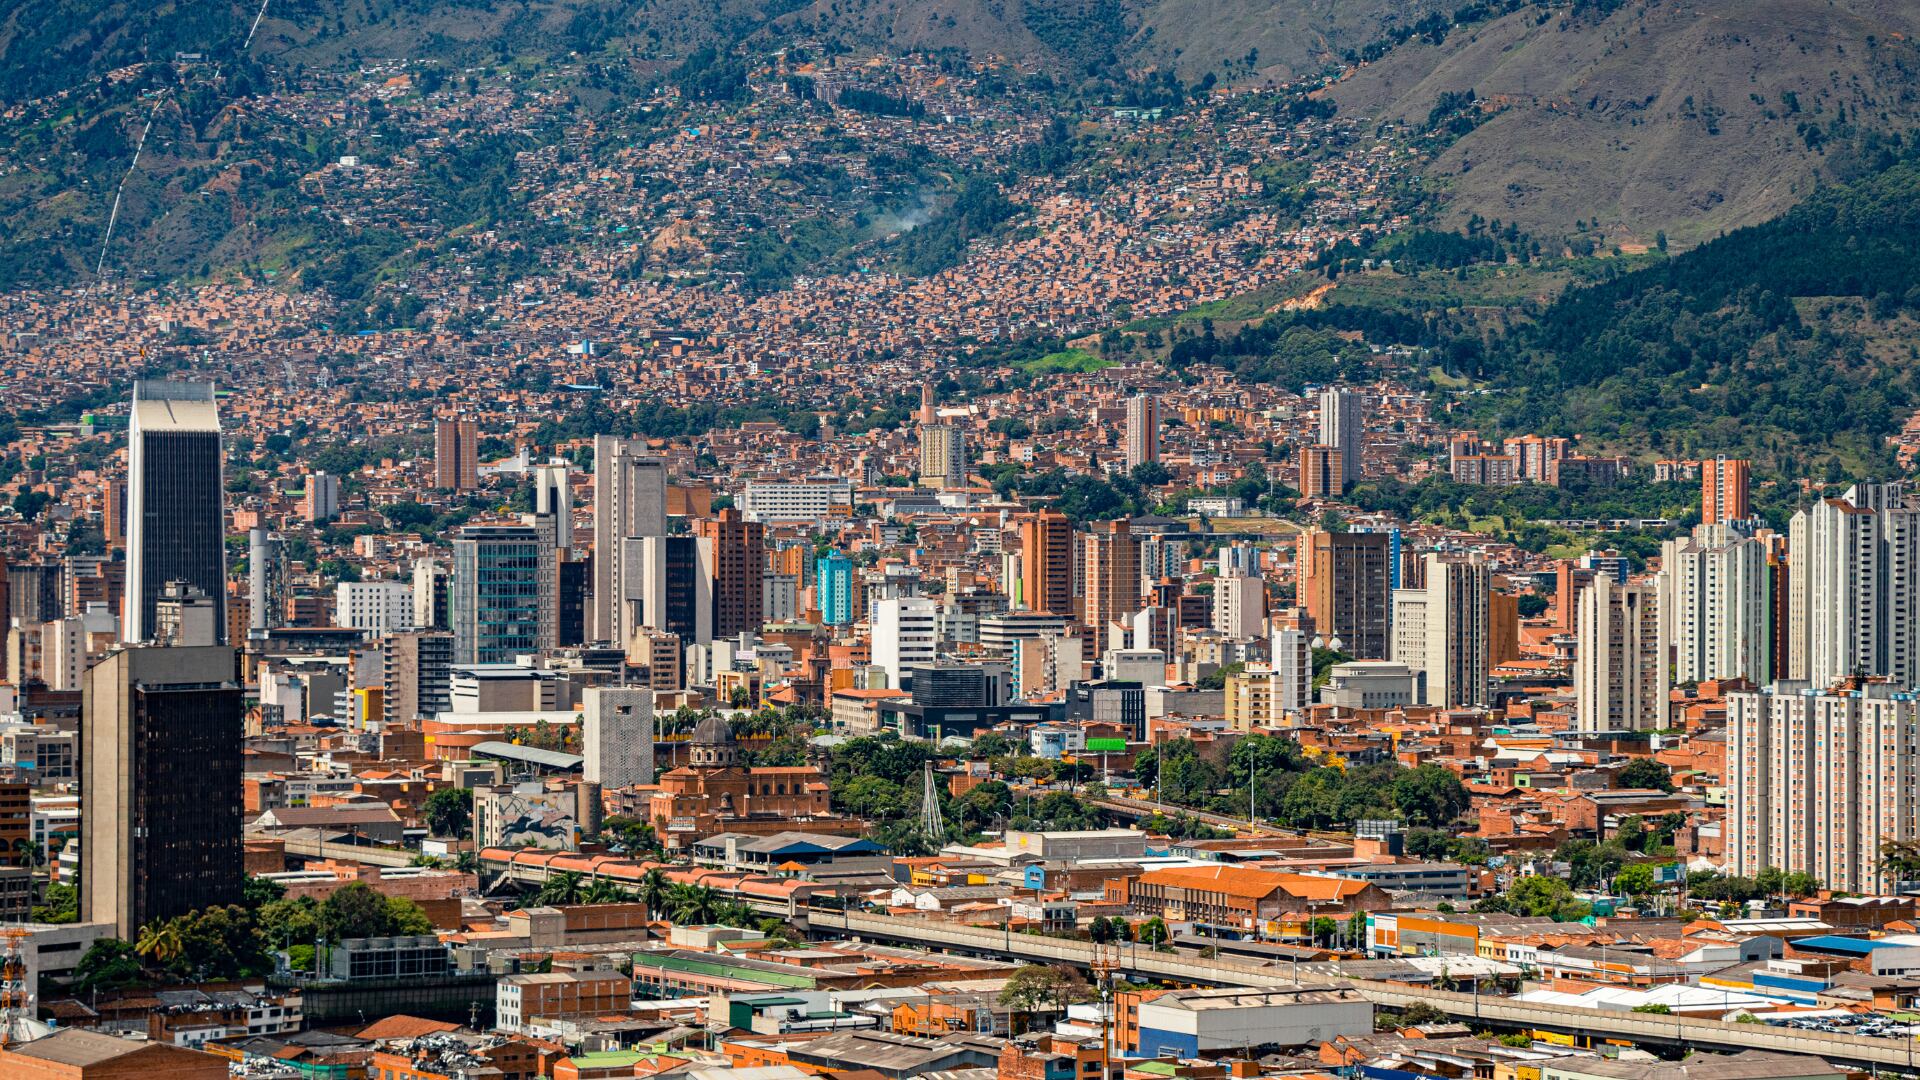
[872,596,938,687]
[153,580,220,647]
[412,557,450,631]
[82,645,243,939]
[1730,681,1920,894]
[1125,394,1161,470]
[533,463,572,552]
[918,424,967,489]
[1574,578,1667,732]
[248,529,289,632]
[64,554,124,618]
[1318,388,1364,486]
[302,470,340,523]
[1212,570,1266,639]
[337,580,414,635]
[695,507,764,639]
[104,477,127,547]
[582,686,655,791]
[124,380,226,644]
[1391,553,1492,708]
[816,552,855,626]
[1298,445,1343,500]
[1082,520,1141,634]
[451,525,556,665]
[1789,482,1920,689]
[383,630,454,724]
[1660,522,1772,684]
[434,418,480,491]
[1296,530,1391,659]
[634,534,711,645]
[1018,510,1074,616]
[1701,457,1752,526]
[591,436,667,644]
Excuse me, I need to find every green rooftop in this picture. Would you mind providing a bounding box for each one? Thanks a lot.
[629,952,816,988]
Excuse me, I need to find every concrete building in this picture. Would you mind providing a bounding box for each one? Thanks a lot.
[633,534,712,646]
[1296,530,1391,659]
[1018,510,1074,616]
[1789,482,1920,690]
[871,596,938,687]
[1319,387,1365,486]
[247,529,289,632]
[740,478,854,523]
[1125,393,1161,470]
[1575,579,1667,732]
[1131,986,1372,1056]
[301,470,340,523]
[1730,682,1920,894]
[1392,553,1492,708]
[1661,523,1773,685]
[816,552,855,626]
[1212,571,1266,639]
[383,631,454,724]
[1298,445,1343,500]
[124,380,226,645]
[918,424,967,489]
[83,646,243,939]
[336,580,414,635]
[1082,520,1140,633]
[695,508,764,640]
[583,686,655,791]
[1318,660,1421,711]
[592,436,668,644]
[412,557,449,631]
[434,417,480,490]
[1701,457,1752,526]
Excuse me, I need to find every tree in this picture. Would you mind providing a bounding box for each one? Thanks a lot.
[387,897,434,934]
[638,869,672,913]
[423,788,473,839]
[1397,1001,1449,1027]
[242,876,287,906]
[535,871,588,907]
[135,921,186,967]
[33,882,78,924]
[1613,863,1658,897]
[1392,764,1469,826]
[997,964,1094,1012]
[257,897,321,948]
[72,939,142,994]
[318,883,395,942]
[1618,758,1675,793]
[1882,839,1920,883]
[1139,917,1171,950]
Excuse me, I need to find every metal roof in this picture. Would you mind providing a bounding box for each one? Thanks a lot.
[470,741,584,770]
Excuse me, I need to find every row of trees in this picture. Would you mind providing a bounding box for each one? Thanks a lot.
[1135,735,1471,830]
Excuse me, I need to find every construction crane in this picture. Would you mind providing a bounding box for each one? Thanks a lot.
[0,926,34,1047]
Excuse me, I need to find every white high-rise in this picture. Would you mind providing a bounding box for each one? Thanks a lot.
[1212,571,1266,639]
[1318,388,1365,487]
[1659,523,1773,685]
[1125,394,1161,470]
[871,595,939,687]
[1391,553,1492,708]
[1730,681,1920,893]
[592,436,668,644]
[1574,578,1667,732]
[336,581,415,635]
[1789,482,1920,689]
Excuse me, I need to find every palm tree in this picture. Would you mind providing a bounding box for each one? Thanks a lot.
[535,871,586,906]
[13,837,38,868]
[638,869,671,913]
[582,879,631,905]
[136,920,185,967]
[666,883,721,924]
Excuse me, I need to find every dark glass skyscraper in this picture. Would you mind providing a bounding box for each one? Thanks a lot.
[124,380,226,643]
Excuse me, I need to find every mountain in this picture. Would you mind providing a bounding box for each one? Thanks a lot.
[1330,0,1920,247]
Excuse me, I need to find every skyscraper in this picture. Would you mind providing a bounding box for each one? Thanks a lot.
[696,507,765,639]
[124,380,226,645]
[434,418,480,491]
[1298,445,1343,500]
[83,645,243,939]
[918,424,967,489]
[1701,457,1751,526]
[817,551,855,626]
[1125,393,1161,470]
[1018,510,1074,616]
[383,630,453,724]
[1574,578,1667,732]
[1789,482,1920,689]
[1318,387,1364,487]
[248,528,289,632]
[302,470,340,523]
[634,534,711,645]
[592,436,667,644]
[1660,522,1773,684]
[451,525,556,665]
[1082,520,1141,634]
[1296,530,1391,659]
[1391,553,1492,708]
[533,463,572,552]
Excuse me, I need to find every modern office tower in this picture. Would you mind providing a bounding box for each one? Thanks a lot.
[1298,445,1343,500]
[634,534,711,645]
[1212,570,1266,639]
[450,525,556,665]
[302,470,340,523]
[412,557,450,631]
[383,630,454,724]
[1574,578,1667,732]
[83,645,243,939]
[1318,387,1364,486]
[1789,482,1920,689]
[1729,681,1920,894]
[1082,520,1141,633]
[1391,553,1492,708]
[1125,393,1161,470]
[872,595,938,686]
[248,529,288,631]
[124,380,226,644]
[336,580,414,635]
[1701,457,1752,525]
[918,424,967,489]
[1660,522,1772,684]
[434,417,480,491]
[696,507,764,639]
[592,436,667,644]
[582,686,655,791]
[533,463,572,552]
[153,581,220,646]
[556,553,590,647]
[816,552,855,626]
[1296,529,1391,659]
[1018,510,1074,616]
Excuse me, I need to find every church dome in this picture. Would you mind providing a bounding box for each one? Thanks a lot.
[689,713,741,768]
[692,713,736,746]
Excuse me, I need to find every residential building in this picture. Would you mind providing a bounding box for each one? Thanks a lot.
[1082,520,1140,632]
[1789,482,1920,689]
[83,645,243,939]
[383,631,454,725]
[1392,553,1492,708]
[1125,393,1161,470]
[918,424,967,489]
[817,552,855,626]
[302,470,340,522]
[1018,510,1073,616]
[1575,579,1667,732]
[337,580,414,635]
[1299,445,1343,500]
[1702,457,1752,525]
[696,507,765,639]
[247,529,288,632]
[740,478,854,523]
[1319,387,1364,486]
[1297,530,1391,659]
[1661,523,1773,684]
[434,417,480,490]
[872,596,938,687]
[1212,570,1265,639]
[124,380,226,644]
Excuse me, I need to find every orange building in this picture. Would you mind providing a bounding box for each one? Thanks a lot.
[1018,509,1073,617]
[1701,457,1751,524]
[645,714,853,850]
[1298,445,1342,499]
[0,1029,226,1079]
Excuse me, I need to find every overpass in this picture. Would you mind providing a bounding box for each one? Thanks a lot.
[818,910,1920,1071]
[273,835,419,868]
